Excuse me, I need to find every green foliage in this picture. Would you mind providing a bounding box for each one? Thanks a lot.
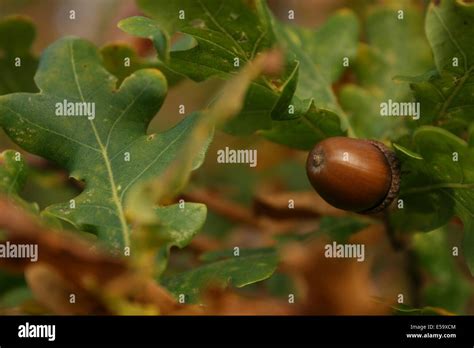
[0,16,38,95]
[393,127,474,272]
[125,50,277,281]
[0,150,27,197]
[154,203,207,277]
[260,9,359,148]
[274,10,358,110]
[426,0,474,74]
[119,0,359,149]
[199,247,274,262]
[0,37,209,250]
[163,248,278,302]
[119,0,281,137]
[390,0,474,275]
[0,22,275,291]
[101,42,183,86]
[123,0,276,80]
[340,4,432,139]
[0,286,32,309]
[408,0,474,135]
[0,149,38,212]
[413,227,472,314]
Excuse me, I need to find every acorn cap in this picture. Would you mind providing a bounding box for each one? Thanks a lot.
[363,140,400,214]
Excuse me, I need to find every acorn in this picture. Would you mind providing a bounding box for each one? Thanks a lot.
[306,137,400,214]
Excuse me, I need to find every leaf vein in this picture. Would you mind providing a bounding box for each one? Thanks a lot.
[119,122,190,201]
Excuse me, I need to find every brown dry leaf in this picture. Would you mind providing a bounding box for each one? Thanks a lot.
[353,224,414,309]
[350,224,386,246]
[189,234,223,254]
[280,234,392,315]
[0,198,181,314]
[25,264,107,315]
[226,225,275,249]
[0,198,126,284]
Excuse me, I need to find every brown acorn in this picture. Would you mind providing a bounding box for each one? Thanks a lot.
[306,137,400,214]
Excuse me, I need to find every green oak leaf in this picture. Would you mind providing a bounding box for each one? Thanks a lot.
[119,0,282,137]
[260,10,359,148]
[122,0,276,81]
[271,9,359,113]
[339,5,432,139]
[408,70,474,134]
[392,126,474,273]
[124,50,277,222]
[153,203,207,277]
[260,104,345,150]
[127,51,277,276]
[0,149,38,212]
[426,0,474,74]
[100,42,183,87]
[199,247,274,262]
[115,16,170,62]
[0,37,209,250]
[163,249,278,302]
[0,15,38,95]
[413,227,472,313]
[120,0,357,149]
[406,0,474,134]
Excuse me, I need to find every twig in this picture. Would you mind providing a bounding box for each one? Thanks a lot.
[181,189,262,228]
[382,210,405,251]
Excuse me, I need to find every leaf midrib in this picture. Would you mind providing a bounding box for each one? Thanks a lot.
[69,41,130,247]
